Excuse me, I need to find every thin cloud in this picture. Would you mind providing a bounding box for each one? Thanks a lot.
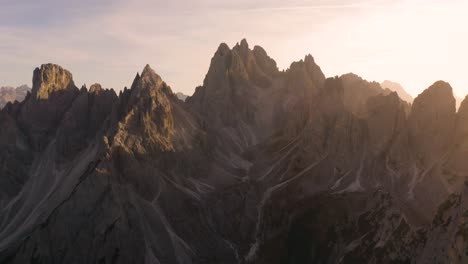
[241,0,389,13]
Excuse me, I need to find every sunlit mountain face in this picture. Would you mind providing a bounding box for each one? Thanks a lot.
[2,1,468,264]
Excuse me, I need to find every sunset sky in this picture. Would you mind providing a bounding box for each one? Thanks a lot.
[1,0,467,98]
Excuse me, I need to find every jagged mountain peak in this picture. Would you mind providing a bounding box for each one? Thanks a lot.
[127,65,171,103]
[234,38,249,51]
[330,72,384,117]
[32,63,77,99]
[409,80,456,165]
[215,42,230,56]
[118,65,175,127]
[89,83,103,94]
[240,38,248,47]
[341,72,367,81]
[201,39,279,91]
[425,80,453,94]
[140,64,163,87]
[16,63,80,150]
[413,80,455,111]
[289,54,320,70]
[304,53,315,64]
[339,72,381,88]
[286,54,326,93]
[252,45,278,76]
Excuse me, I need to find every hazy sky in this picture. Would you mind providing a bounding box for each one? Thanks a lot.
[1,0,467,98]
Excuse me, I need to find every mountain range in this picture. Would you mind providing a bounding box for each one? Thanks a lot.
[0,85,31,108]
[1,39,468,263]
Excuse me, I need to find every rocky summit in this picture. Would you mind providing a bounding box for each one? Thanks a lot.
[1,39,468,264]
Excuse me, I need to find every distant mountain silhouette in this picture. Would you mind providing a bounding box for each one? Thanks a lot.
[381,80,413,103]
[0,85,30,108]
[176,91,188,101]
[1,40,468,264]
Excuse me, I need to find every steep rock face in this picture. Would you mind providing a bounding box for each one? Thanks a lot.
[55,83,117,160]
[340,73,385,117]
[442,96,468,190]
[379,81,458,222]
[187,39,325,157]
[31,64,75,99]
[285,54,325,98]
[187,42,257,146]
[409,81,456,165]
[365,92,408,154]
[187,39,277,133]
[233,78,424,263]
[18,64,80,150]
[252,45,278,77]
[106,65,208,199]
[0,106,32,202]
[281,54,326,129]
[111,65,179,153]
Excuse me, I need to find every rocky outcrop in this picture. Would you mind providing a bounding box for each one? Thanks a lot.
[285,54,325,101]
[18,64,80,150]
[365,92,407,154]
[441,96,468,191]
[409,81,456,165]
[55,83,117,160]
[340,73,386,117]
[111,65,178,152]
[31,63,76,99]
